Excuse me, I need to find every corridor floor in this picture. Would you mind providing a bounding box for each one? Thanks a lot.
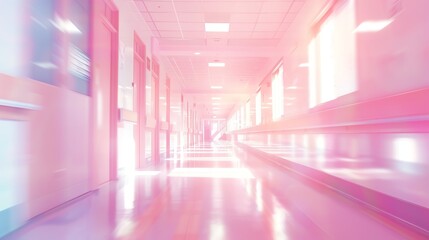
[3,142,423,240]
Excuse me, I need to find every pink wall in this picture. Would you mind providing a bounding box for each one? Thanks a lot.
[0,0,118,236]
[0,74,90,231]
[356,0,429,100]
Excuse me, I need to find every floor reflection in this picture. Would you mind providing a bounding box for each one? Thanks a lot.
[3,142,418,239]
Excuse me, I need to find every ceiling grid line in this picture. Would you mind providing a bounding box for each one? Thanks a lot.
[171,0,184,39]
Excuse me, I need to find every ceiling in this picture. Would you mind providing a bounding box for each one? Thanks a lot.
[132,0,308,118]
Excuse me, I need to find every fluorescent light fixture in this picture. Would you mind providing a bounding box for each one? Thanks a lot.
[194,52,201,55]
[212,102,221,105]
[208,62,225,67]
[205,23,230,32]
[211,86,223,89]
[146,86,151,89]
[160,97,166,100]
[212,97,221,100]
[299,63,309,67]
[355,19,393,32]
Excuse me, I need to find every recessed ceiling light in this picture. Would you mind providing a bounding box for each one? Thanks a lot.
[208,62,225,67]
[355,19,393,32]
[211,86,223,89]
[205,23,230,32]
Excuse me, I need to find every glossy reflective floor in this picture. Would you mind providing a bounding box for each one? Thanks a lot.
[3,142,422,239]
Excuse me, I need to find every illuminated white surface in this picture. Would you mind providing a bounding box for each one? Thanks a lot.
[394,138,419,163]
[208,62,226,67]
[355,19,393,32]
[168,168,254,179]
[205,23,230,32]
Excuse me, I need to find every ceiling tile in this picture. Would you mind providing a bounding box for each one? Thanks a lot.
[180,22,205,31]
[230,23,255,32]
[141,11,153,22]
[274,31,286,39]
[174,1,203,12]
[182,31,206,39]
[283,13,297,23]
[252,32,276,39]
[202,2,237,12]
[228,32,253,39]
[234,1,263,13]
[159,31,183,38]
[204,13,231,22]
[155,22,180,31]
[230,13,259,23]
[146,21,158,30]
[278,22,291,31]
[177,13,205,22]
[289,2,305,13]
[254,23,280,31]
[258,13,286,23]
[150,12,178,22]
[144,1,174,12]
[135,2,148,12]
[261,1,293,13]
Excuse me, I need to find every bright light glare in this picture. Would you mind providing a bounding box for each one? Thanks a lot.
[133,171,160,176]
[299,63,309,67]
[208,62,225,67]
[355,19,393,32]
[114,219,136,238]
[205,23,230,32]
[212,97,221,100]
[51,17,81,34]
[211,86,223,89]
[168,168,254,179]
[393,138,418,163]
[194,52,201,55]
[209,222,225,240]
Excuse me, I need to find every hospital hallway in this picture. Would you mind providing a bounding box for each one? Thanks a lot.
[2,142,426,240]
[2,0,429,239]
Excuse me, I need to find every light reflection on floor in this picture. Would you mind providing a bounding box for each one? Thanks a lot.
[2,142,420,240]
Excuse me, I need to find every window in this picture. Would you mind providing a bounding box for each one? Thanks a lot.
[256,90,262,125]
[272,65,284,121]
[309,0,357,108]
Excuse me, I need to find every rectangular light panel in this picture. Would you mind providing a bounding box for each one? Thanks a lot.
[205,23,230,32]
[208,62,225,67]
